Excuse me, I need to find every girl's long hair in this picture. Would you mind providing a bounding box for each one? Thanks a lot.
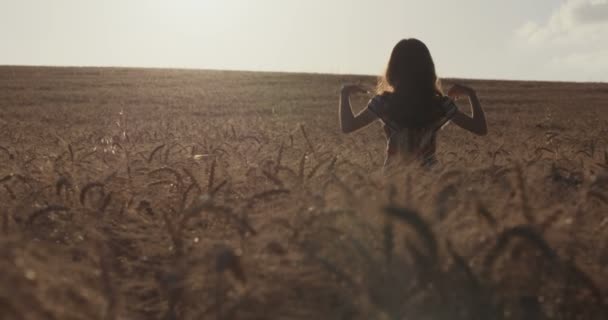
[377,39,444,128]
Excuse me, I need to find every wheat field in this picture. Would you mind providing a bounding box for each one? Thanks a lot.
[1,66,607,320]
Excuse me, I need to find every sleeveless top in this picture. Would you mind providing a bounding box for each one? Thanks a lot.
[366,93,458,168]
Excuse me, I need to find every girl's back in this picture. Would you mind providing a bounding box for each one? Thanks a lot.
[367,92,458,167]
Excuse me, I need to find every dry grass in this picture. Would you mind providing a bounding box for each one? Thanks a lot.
[1,66,608,319]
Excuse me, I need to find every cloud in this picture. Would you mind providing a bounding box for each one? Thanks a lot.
[572,0,608,24]
[516,0,608,81]
[518,0,608,46]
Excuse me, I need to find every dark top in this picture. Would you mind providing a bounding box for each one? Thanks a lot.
[366,93,458,167]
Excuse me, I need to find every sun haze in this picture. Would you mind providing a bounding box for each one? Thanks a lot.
[1,0,607,82]
[3,1,608,320]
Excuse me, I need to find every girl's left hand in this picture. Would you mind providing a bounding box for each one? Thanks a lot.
[447,84,475,100]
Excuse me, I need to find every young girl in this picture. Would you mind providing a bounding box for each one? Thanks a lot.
[339,38,487,168]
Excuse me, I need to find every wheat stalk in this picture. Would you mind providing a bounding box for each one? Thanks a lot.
[149,167,184,189]
[26,205,69,225]
[0,145,13,159]
[148,144,166,163]
[383,206,438,266]
[483,226,557,277]
[2,209,8,234]
[80,182,105,206]
[0,174,13,184]
[514,165,534,223]
[274,142,284,175]
[98,243,118,320]
[299,124,316,155]
[208,158,216,191]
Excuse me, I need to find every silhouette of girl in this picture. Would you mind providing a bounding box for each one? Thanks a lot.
[339,38,487,169]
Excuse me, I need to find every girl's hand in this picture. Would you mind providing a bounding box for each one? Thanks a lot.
[448,84,476,100]
[341,84,368,96]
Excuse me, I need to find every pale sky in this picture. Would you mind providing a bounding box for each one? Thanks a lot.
[1,0,607,82]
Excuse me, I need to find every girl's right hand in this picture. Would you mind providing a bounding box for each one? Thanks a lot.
[341,84,368,96]
[448,84,476,100]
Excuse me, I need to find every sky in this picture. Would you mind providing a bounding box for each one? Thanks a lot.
[1,0,607,82]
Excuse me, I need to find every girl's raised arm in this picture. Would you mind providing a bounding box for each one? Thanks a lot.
[447,84,488,136]
[339,84,377,133]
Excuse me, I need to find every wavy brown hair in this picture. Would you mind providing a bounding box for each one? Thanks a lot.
[377,39,444,128]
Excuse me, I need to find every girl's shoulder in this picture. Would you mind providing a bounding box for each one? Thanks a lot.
[435,95,458,118]
[428,95,459,130]
[367,92,393,117]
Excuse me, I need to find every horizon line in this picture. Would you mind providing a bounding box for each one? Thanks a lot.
[0,64,605,85]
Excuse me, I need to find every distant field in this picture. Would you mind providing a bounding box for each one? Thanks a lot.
[1,66,607,319]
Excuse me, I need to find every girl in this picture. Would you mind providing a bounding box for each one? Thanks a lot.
[339,38,487,169]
